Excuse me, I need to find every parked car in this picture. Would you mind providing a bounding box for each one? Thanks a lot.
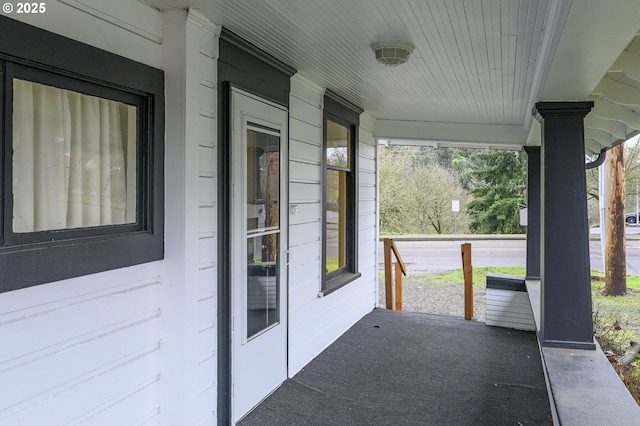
[626,212,640,224]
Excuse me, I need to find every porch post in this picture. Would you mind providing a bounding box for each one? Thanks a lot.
[533,102,596,350]
[524,146,540,280]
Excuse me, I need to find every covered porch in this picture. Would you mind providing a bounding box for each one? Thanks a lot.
[241,309,551,425]
[166,0,640,422]
[3,1,640,424]
[243,290,640,425]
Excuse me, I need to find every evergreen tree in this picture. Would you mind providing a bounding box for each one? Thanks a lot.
[450,150,483,190]
[466,151,526,234]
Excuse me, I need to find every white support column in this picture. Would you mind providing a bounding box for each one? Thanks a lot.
[162,9,220,425]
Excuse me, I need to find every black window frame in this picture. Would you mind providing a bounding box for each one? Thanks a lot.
[0,16,164,293]
[321,91,362,295]
[5,64,148,245]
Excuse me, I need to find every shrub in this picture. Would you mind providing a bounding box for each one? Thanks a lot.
[593,306,640,405]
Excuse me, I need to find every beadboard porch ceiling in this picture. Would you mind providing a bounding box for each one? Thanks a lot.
[145,0,640,152]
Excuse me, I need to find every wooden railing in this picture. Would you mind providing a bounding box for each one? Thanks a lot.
[383,238,407,310]
[461,243,473,320]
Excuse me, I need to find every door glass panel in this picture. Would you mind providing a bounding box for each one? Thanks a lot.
[246,234,279,338]
[247,129,279,233]
[246,126,280,339]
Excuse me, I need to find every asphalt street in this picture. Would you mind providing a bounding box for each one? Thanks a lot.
[378,238,640,275]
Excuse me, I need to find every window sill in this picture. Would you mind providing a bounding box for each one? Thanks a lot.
[320,272,361,297]
[0,231,163,293]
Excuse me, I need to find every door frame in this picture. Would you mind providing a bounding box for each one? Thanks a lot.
[217,29,295,424]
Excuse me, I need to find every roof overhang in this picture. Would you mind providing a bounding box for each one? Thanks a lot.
[526,0,640,153]
[144,0,640,152]
[376,120,524,151]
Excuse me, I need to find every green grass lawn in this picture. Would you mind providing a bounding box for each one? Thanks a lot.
[418,266,640,339]
[415,266,527,289]
[589,272,640,349]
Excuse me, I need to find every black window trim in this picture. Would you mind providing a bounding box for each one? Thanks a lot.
[321,91,363,295]
[0,16,164,293]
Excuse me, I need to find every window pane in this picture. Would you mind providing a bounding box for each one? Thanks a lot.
[326,169,347,273]
[247,128,280,233]
[12,79,137,233]
[326,120,350,168]
[247,233,280,338]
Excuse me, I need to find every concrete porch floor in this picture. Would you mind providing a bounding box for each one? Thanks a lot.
[240,309,551,425]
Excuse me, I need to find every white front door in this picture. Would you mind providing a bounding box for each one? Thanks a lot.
[231,88,288,423]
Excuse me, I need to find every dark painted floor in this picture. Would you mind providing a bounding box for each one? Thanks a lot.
[240,309,551,425]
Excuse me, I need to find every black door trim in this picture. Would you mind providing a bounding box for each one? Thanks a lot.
[217,29,295,424]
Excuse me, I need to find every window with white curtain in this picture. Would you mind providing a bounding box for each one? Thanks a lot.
[12,79,138,233]
[0,14,164,293]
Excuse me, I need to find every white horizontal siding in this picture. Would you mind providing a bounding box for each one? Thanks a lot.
[359,212,377,230]
[199,144,216,173]
[290,161,321,184]
[287,75,377,376]
[199,84,216,118]
[359,169,377,186]
[289,201,322,226]
[485,289,535,331]
[290,182,322,203]
[289,261,322,312]
[161,9,220,424]
[0,266,163,425]
[199,176,216,206]
[359,226,377,245]
[360,199,377,215]
[289,238,322,267]
[290,95,323,125]
[360,156,376,173]
[289,222,321,246]
[289,279,374,366]
[360,185,376,201]
[10,0,163,68]
[0,4,165,425]
[290,119,323,146]
[199,115,217,148]
[356,113,378,315]
[2,6,221,426]
[195,25,218,415]
[290,139,322,165]
[359,138,376,158]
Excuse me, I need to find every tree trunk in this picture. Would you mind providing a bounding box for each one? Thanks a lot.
[605,144,627,296]
[265,152,279,262]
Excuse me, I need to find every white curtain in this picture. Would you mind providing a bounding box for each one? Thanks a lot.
[12,79,136,233]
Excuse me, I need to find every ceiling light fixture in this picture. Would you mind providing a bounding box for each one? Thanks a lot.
[371,41,415,67]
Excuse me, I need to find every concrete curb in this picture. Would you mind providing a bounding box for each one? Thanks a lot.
[380,234,526,241]
[379,233,640,241]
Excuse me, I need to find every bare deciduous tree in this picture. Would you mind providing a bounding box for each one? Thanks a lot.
[379,146,469,234]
